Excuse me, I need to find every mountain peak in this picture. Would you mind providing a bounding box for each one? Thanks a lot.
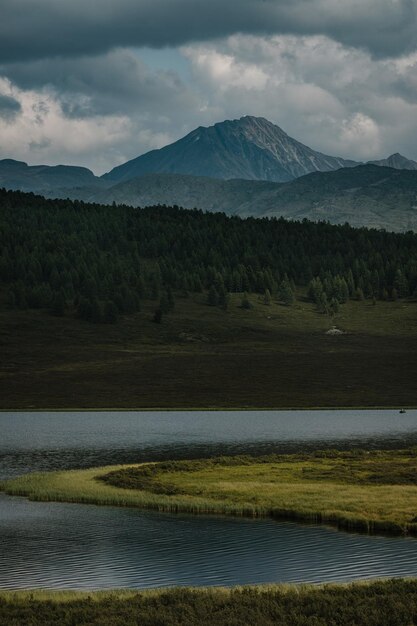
[368,153,417,171]
[103,116,358,183]
[215,115,288,137]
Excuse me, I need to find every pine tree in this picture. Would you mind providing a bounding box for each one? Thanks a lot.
[240,292,252,309]
[207,285,219,306]
[263,289,272,305]
[330,298,339,315]
[218,285,230,310]
[355,287,365,301]
[278,278,295,305]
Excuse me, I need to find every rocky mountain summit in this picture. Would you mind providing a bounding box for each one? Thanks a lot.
[103,116,359,184]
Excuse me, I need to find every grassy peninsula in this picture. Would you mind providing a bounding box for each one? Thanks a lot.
[2,579,417,626]
[3,449,417,536]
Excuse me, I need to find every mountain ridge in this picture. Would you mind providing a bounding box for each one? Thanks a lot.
[79,164,417,232]
[0,158,107,193]
[368,153,417,171]
[102,116,359,183]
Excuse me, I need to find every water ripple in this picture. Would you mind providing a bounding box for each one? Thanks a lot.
[1,495,417,590]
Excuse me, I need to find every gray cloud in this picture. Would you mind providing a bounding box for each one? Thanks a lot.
[2,31,417,172]
[0,94,21,120]
[181,35,417,161]
[0,0,416,62]
[2,50,198,119]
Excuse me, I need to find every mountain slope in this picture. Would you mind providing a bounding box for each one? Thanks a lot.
[0,159,106,193]
[103,116,358,184]
[92,173,279,213]
[89,165,417,232]
[248,164,417,231]
[368,153,417,171]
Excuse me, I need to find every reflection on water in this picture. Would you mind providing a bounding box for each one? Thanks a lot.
[1,409,417,590]
[2,493,417,590]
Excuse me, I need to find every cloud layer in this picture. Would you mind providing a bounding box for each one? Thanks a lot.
[1,0,416,62]
[1,2,417,172]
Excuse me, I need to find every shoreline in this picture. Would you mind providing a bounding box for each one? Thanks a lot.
[0,578,413,599]
[3,450,417,538]
[1,406,416,412]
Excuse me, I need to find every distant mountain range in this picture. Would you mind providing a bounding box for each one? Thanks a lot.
[85,165,417,232]
[1,116,417,231]
[0,158,106,193]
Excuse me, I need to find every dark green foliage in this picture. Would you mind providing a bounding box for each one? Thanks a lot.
[394,269,409,298]
[355,287,365,301]
[2,580,417,625]
[207,285,219,306]
[218,285,231,310]
[1,187,417,326]
[329,298,339,315]
[263,288,272,305]
[278,278,295,305]
[240,292,252,309]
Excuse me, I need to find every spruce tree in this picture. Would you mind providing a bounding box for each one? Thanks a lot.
[207,285,219,306]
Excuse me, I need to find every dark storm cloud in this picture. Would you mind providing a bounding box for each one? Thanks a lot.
[0,0,416,62]
[0,94,21,120]
[1,50,195,118]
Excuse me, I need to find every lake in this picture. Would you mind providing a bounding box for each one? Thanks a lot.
[1,409,417,590]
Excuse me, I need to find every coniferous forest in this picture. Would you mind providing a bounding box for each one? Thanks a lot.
[1,186,417,409]
[1,187,417,324]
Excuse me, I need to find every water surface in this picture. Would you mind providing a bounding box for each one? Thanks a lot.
[1,409,417,589]
[1,409,417,479]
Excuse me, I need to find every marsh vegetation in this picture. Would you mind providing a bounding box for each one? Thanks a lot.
[1,579,417,625]
[4,448,417,536]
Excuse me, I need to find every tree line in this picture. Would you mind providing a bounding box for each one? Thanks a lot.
[0,187,416,323]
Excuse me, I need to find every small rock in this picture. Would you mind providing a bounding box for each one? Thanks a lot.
[326,326,345,335]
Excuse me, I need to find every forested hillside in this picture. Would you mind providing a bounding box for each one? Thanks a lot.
[1,187,416,324]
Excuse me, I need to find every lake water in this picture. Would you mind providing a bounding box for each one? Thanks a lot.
[1,409,417,590]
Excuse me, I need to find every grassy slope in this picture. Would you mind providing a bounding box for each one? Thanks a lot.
[1,580,417,626]
[0,293,416,409]
[3,450,417,535]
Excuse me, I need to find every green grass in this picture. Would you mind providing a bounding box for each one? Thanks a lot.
[4,449,417,536]
[1,580,417,625]
[0,293,416,409]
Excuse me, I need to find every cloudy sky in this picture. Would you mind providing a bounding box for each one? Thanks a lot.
[1,0,417,174]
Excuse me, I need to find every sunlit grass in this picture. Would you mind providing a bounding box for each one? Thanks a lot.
[3,449,417,536]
